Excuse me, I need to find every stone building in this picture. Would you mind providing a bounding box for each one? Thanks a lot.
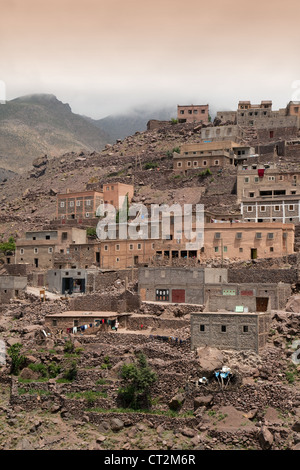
[286,101,300,128]
[190,311,271,353]
[216,100,298,142]
[237,164,300,203]
[47,268,88,295]
[173,141,253,172]
[15,228,87,270]
[0,275,27,304]
[177,104,209,124]
[44,311,131,333]
[200,125,244,142]
[204,282,291,311]
[138,267,228,304]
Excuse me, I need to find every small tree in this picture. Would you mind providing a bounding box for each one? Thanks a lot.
[7,343,26,375]
[118,353,157,410]
[0,236,16,254]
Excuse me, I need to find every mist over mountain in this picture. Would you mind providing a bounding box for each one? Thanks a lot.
[0,94,110,173]
[87,105,178,142]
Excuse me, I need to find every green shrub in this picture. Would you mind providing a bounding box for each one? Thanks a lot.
[144,162,158,170]
[48,362,61,378]
[86,227,97,238]
[64,340,75,354]
[28,362,48,378]
[7,343,26,375]
[0,236,16,254]
[101,356,112,369]
[63,361,78,382]
[118,353,157,410]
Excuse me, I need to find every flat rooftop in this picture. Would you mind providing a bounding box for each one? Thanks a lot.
[45,311,131,318]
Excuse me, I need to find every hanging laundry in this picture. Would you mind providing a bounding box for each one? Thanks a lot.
[258,169,265,178]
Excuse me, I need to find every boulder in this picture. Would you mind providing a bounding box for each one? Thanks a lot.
[292,420,300,432]
[286,295,300,313]
[194,395,213,409]
[32,155,48,168]
[258,426,274,450]
[196,346,224,374]
[110,417,124,432]
[19,367,39,380]
[168,393,185,411]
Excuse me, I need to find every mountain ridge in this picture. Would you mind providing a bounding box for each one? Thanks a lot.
[0,94,110,173]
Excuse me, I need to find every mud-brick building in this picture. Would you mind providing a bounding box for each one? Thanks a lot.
[56,190,103,221]
[173,141,253,173]
[56,184,134,222]
[15,228,87,270]
[177,104,209,124]
[203,222,294,261]
[191,311,271,353]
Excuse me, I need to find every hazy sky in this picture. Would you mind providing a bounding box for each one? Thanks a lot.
[1,0,300,118]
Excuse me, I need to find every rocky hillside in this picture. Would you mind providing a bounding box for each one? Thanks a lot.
[0,94,110,174]
[0,121,238,242]
[0,293,299,450]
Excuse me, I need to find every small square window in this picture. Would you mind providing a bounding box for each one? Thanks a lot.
[200,325,205,332]
[221,325,226,332]
[243,326,248,333]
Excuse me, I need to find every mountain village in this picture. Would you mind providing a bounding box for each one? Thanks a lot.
[0,98,300,451]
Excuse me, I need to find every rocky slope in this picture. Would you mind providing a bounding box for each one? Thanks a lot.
[0,121,237,242]
[0,294,299,451]
[0,94,110,173]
